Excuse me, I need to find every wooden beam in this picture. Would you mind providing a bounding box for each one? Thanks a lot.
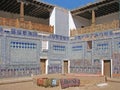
[0,0,10,10]
[72,0,117,15]
[27,7,36,16]
[9,4,20,14]
[24,0,52,12]
[24,5,34,15]
[30,7,42,16]
[0,0,6,7]
[4,0,15,11]
[6,0,18,12]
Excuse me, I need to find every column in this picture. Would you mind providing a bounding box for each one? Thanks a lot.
[20,1,24,21]
[118,0,120,28]
[92,9,96,25]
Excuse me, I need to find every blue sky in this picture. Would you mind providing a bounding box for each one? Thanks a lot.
[40,0,96,10]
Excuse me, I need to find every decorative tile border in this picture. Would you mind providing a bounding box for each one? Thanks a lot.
[48,65,62,74]
[0,64,40,78]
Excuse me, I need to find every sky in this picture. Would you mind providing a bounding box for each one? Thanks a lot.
[40,0,96,10]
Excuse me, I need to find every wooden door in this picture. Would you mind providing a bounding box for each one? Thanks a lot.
[64,61,68,74]
[40,59,46,74]
[104,60,111,77]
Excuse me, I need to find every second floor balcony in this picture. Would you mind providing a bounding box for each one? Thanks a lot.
[0,17,54,33]
[70,20,119,36]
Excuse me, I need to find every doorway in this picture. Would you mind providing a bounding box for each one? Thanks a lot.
[63,61,68,74]
[103,60,111,77]
[40,59,46,74]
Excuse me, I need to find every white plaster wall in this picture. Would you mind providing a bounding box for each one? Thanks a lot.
[69,11,76,30]
[72,16,90,28]
[95,12,119,24]
[49,8,56,33]
[50,7,69,36]
[0,11,48,25]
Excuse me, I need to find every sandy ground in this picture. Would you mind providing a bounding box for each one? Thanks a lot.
[0,81,120,90]
[0,74,120,90]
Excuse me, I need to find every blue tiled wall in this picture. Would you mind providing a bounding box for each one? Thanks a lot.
[69,30,119,74]
[0,27,42,78]
[1,26,120,77]
[70,42,85,60]
[112,37,120,75]
[0,27,69,77]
